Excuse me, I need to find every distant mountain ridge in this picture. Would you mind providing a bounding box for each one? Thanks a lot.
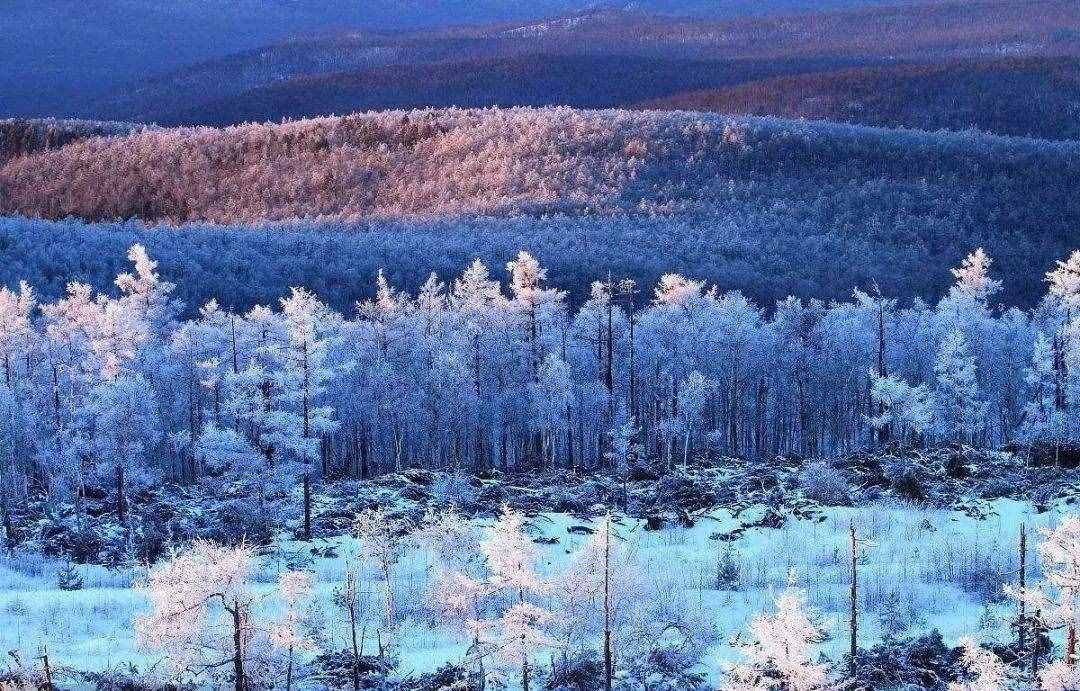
[89,0,1080,134]
[1,0,926,119]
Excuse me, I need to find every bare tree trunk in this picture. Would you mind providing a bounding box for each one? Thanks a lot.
[1034,608,1042,682]
[41,645,54,691]
[1069,623,1076,666]
[1019,524,1027,656]
[348,597,361,691]
[116,464,127,527]
[1,490,15,550]
[231,602,245,691]
[849,519,858,680]
[604,514,613,691]
[303,471,312,540]
[285,645,294,691]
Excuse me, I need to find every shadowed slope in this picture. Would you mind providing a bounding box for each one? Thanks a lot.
[642,57,1080,141]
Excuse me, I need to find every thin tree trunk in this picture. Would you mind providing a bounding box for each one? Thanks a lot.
[1019,523,1027,656]
[303,471,311,540]
[41,645,54,691]
[231,602,245,691]
[604,514,613,691]
[348,597,361,691]
[849,519,858,680]
[116,464,127,526]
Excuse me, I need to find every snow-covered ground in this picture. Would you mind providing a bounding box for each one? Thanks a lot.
[1,499,1062,685]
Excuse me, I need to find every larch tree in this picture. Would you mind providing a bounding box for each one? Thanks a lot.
[1047,250,1080,440]
[553,514,639,691]
[677,370,714,466]
[354,507,405,634]
[270,570,316,691]
[479,505,553,691]
[722,581,829,691]
[0,281,35,387]
[868,373,931,446]
[1008,516,1080,668]
[271,287,340,540]
[933,329,986,444]
[83,372,162,527]
[135,540,261,690]
[948,637,1009,691]
[1021,333,1068,448]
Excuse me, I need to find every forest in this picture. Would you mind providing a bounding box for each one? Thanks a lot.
[1,239,1079,507]
[1,241,1079,689]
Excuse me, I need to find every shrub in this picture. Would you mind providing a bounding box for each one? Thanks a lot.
[799,461,850,505]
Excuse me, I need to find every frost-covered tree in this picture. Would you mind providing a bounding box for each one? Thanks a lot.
[0,281,35,387]
[83,373,162,526]
[950,249,1003,303]
[135,540,260,690]
[948,637,1009,691]
[479,506,553,691]
[934,329,986,444]
[270,287,340,539]
[1021,333,1068,446]
[553,514,641,691]
[722,582,828,691]
[1040,660,1080,691]
[1008,516,1080,667]
[270,570,316,691]
[532,353,574,467]
[868,373,931,445]
[678,370,714,466]
[354,507,405,628]
[1046,251,1080,439]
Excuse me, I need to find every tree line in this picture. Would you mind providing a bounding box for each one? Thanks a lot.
[0,245,1079,538]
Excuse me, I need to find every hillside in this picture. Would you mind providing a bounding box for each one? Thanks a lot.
[0,119,151,163]
[1,107,1078,308]
[152,55,856,127]
[0,0,916,120]
[642,57,1080,140]
[96,0,1080,125]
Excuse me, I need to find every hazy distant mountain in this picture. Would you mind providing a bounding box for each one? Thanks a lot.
[88,0,1080,127]
[0,0,918,119]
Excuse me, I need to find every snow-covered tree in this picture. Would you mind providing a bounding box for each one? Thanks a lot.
[933,329,986,444]
[1008,516,1080,667]
[135,540,261,690]
[1021,333,1068,446]
[722,582,828,691]
[270,570,316,691]
[0,281,35,387]
[271,287,341,539]
[868,373,932,445]
[948,637,1009,691]
[1040,660,1080,691]
[950,248,1003,303]
[553,514,641,690]
[354,507,405,627]
[479,506,553,691]
[678,370,715,465]
[83,373,162,526]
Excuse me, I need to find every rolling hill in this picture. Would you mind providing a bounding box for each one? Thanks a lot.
[0,0,918,120]
[96,0,1080,126]
[1,107,1077,309]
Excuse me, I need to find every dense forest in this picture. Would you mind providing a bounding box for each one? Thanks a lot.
[2,109,1078,308]
[1,243,1078,537]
